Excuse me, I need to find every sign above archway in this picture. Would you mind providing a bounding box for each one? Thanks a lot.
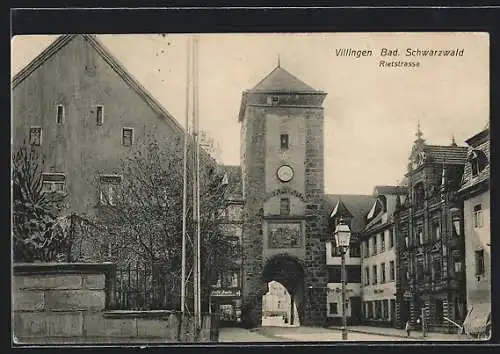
[264,186,307,203]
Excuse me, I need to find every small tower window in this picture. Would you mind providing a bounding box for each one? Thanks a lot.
[280,198,290,215]
[56,105,64,124]
[280,134,289,150]
[96,106,104,126]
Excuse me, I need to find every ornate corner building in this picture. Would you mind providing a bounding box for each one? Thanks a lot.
[394,127,469,333]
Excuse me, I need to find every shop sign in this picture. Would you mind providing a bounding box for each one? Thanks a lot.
[211,289,241,297]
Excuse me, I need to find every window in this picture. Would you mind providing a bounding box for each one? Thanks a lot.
[416,263,424,281]
[230,271,239,288]
[349,244,360,258]
[372,265,378,284]
[372,236,377,255]
[280,134,289,150]
[30,127,42,146]
[475,249,485,275]
[228,237,240,257]
[432,221,441,241]
[381,263,386,283]
[122,128,134,146]
[96,105,104,126]
[364,267,370,286]
[414,182,425,209]
[416,225,424,245]
[367,302,373,318]
[453,254,463,274]
[383,299,389,319]
[389,230,394,249]
[389,261,395,281]
[329,302,338,315]
[381,233,385,252]
[99,175,122,206]
[280,198,290,215]
[433,258,442,280]
[328,265,360,283]
[363,240,369,257]
[42,173,66,193]
[473,204,483,228]
[375,300,382,319]
[435,299,444,324]
[56,105,64,124]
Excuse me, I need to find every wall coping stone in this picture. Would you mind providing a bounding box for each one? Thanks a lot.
[14,263,116,277]
[103,310,179,319]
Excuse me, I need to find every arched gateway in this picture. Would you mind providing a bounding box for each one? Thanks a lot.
[261,255,305,326]
[238,64,328,328]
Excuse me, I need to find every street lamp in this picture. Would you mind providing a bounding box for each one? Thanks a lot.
[334,218,351,341]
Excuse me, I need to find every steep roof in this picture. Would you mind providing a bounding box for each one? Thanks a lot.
[373,185,408,196]
[422,144,468,165]
[250,65,319,93]
[12,34,185,137]
[323,194,375,233]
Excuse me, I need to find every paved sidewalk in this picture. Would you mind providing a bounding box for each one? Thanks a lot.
[328,325,472,341]
[219,327,281,342]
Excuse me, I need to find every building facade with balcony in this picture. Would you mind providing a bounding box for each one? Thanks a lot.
[360,185,407,327]
[324,195,374,325]
[456,126,491,336]
[210,165,245,323]
[394,127,468,333]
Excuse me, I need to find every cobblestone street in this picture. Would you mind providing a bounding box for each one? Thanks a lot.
[218,326,473,342]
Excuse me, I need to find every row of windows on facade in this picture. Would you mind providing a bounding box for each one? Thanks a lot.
[214,270,240,288]
[362,231,395,257]
[400,252,469,283]
[29,125,135,147]
[363,261,396,286]
[361,299,396,320]
[40,173,123,205]
[53,104,104,126]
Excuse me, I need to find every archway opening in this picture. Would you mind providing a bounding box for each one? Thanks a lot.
[261,255,304,327]
[262,281,300,327]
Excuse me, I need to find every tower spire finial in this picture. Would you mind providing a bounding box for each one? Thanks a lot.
[277,54,281,68]
[451,134,457,146]
[416,120,423,140]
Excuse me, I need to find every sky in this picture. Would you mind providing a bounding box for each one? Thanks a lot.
[11,33,489,195]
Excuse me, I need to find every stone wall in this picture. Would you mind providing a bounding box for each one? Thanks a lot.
[13,263,218,344]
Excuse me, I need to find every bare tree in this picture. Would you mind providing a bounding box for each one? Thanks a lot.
[95,133,233,310]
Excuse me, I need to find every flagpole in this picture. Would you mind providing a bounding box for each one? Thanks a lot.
[194,35,202,329]
[181,36,191,315]
[191,35,200,331]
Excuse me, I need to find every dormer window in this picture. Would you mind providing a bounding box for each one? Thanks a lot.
[468,149,488,177]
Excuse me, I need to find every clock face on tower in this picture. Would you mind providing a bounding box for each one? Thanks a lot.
[277,165,294,182]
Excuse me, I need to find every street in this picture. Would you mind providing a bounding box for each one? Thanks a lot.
[219,326,419,342]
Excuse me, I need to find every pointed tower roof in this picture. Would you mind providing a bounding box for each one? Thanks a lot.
[250,65,319,93]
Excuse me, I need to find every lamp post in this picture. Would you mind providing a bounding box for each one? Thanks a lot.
[334,218,351,341]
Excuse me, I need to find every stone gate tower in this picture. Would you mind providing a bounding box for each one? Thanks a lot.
[238,64,328,327]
